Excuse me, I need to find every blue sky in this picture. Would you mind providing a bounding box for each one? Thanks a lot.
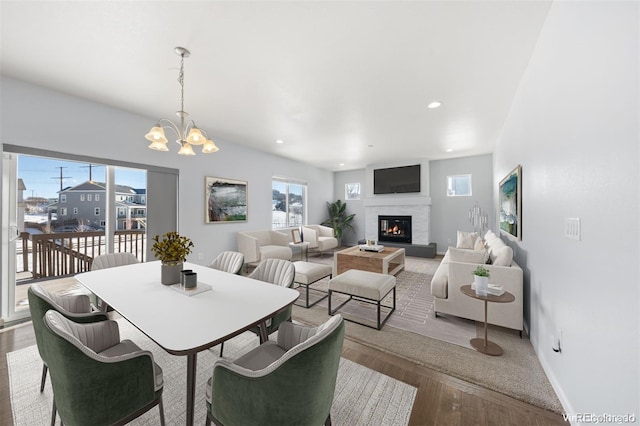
[18,155,146,199]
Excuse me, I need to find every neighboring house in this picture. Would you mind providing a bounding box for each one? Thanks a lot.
[48,180,146,231]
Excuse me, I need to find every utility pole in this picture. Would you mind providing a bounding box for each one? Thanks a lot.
[51,166,71,195]
[80,163,104,181]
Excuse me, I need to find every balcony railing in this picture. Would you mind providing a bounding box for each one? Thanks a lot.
[19,230,145,280]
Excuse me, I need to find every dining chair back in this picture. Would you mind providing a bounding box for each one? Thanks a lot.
[248,258,295,288]
[91,252,139,271]
[28,284,108,392]
[209,251,244,275]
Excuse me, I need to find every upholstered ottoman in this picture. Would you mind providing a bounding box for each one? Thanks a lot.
[293,261,332,308]
[328,269,396,330]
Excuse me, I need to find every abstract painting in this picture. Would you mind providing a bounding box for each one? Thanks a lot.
[205,177,247,223]
[499,165,522,240]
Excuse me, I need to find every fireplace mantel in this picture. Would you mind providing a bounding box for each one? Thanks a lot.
[363,195,432,207]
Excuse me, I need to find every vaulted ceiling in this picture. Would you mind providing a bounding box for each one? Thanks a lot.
[1,1,551,171]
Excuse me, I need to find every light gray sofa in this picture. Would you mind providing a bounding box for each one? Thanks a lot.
[236,230,292,265]
[431,230,523,332]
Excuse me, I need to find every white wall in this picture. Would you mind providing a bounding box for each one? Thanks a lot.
[430,154,493,254]
[333,169,366,246]
[495,1,639,418]
[0,77,334,267]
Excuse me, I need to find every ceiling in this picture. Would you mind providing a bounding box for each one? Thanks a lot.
[1,1,551,171]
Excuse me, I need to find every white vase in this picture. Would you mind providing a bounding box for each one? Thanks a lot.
[474,275,489,296]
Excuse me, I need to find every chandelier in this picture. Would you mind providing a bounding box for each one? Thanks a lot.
[145,47,219,155]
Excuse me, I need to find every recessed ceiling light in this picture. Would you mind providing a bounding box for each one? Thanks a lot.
[339,163,345,166]
[276,139,284,144]
[428,101,442,109]
[446,148,453,152]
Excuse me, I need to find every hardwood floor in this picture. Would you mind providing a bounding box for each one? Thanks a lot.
[1,320,565,426]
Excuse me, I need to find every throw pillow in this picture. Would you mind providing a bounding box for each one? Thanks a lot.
[488,238,506,262]
[493,246,514,266]
[456,231,478,249]
[473,237,485,252]
[448,246,488,264]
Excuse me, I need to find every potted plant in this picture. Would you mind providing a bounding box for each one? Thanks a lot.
[321,199,356,245]
[472,265,490,296]
[151,231,194,285]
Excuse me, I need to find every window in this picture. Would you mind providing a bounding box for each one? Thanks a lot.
[59,207,67,216]
[94,207,100,216]
[100,220,106,227]
[272,178,306,229]
[80,194,85,201]
[95,194,99,201]
[73,207,78,215]
[447,174,472,197]
[345,183,361,200]
[60,194,66,203]
[87,194,92,201]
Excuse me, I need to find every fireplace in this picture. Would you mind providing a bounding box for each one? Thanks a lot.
[378,215,412,244]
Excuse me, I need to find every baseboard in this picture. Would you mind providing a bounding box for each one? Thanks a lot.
[533,336,574,418]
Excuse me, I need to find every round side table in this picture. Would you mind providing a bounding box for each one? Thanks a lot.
[460,284,515,356]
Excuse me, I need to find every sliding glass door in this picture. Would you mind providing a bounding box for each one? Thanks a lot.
[1,146,176,324]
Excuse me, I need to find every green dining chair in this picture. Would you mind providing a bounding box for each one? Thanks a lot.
[41,310,165,426]
[28,283,108,393]
[206,314,345,426]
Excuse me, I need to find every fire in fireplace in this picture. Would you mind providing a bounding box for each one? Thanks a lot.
[378,215,412,244]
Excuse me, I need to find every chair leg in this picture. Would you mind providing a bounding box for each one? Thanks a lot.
[50,398,56,426]
[40,364,48,392]
[158,396,165,426]
[219,342,224,357]
[324,414,332,426]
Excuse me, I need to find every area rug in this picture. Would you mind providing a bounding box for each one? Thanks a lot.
[296,269,476,349]
[7,319,417,426]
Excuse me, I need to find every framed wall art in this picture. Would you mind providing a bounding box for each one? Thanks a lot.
[498,165,522,240]
[345,183,361,200]
[205,177,247,223]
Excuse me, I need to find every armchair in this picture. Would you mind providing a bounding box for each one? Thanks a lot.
[302,225,339,255]
[42,310,165,426]
[236,230,292,265]
[206,315,345,426]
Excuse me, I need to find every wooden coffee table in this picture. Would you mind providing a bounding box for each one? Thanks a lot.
[335,246,405,275]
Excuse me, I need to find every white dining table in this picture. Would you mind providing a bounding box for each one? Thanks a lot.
[75,261,299,426]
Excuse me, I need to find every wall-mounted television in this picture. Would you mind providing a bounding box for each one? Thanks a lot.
[373,165,421,194]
